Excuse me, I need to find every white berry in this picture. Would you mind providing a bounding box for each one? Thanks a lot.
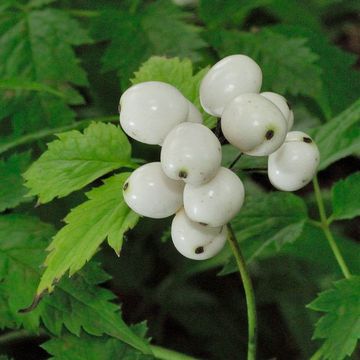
[261,92,293,130]
[184,167,245,227]
[200,54,262,117]
[186,101,203,123]
[123,162,184,218]
[171,209,227,260]
[161,123,222,185]
[119,81,188,145]
[268,131,320,191]
[221,93,287,156]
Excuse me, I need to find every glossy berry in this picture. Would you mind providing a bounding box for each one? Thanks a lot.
[119,81,188,145]
[123,162,184,218]
[183,167,245,227]
[171,208,227,260]
[221,93,288,156]
[186,101,203,123]
[261,92,294,130]
[200,54,262,117]
[161,122,222,185]
[268,131,320,191]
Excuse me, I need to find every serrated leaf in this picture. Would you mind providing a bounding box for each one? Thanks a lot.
[131,56,216,128]
[0,7,91,134]
[0,215,150,355]
[0,152,32,212]
[199,0,270,29]
[312,98,360,170]
[24,122,135,204]
[37,173,139,295]
[205,27,326,114]
[222,192,307,274]
[308,277,360,360]
[331,172,360,221]
[42,325,154,360]
[91,0,206,89]
[271,25,360,117]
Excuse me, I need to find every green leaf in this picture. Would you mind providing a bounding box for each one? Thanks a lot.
[222,192,308,274]
[0,7,91,134]
[205,27,325,114]
[0,152,32,212]
[91,0,206,89]
[331,172,360,221]
[131,56,216,128]
[43,325,154,360]
[271,25,360,117]
[0,214,151,354]
[312,98,360,170]
[199,0,270,29]
[308,276,360,360]
[0,78,65,97]
[24,122,135,204]
[37,173,139,295]
[0,214,53,330]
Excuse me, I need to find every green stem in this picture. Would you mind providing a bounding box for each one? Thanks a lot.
[0,329,48,345]
[150,345,198,360]
[227,224,257,360]
[0,115,118,155]
[312,175,351,279]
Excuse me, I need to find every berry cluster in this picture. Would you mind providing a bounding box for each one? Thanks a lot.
[119,54,319,260]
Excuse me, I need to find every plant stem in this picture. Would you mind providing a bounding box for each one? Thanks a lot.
[0,329,48,345]
[229,152,243,170]
[312,175,351,279]
[150,345,198,360]
[0,115,118,155]
[227,224,257,360]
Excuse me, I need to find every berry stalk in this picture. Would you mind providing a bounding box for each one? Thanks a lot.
[227,224,257,360]
[312,175,351,279]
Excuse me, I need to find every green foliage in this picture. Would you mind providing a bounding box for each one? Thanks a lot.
[0,4,91,134]
[0,152,31,211]
[37,173,139,295]
[308,277,360,360]
[313,98,360,170]
[0,214,150,354]
[131,56,216,128]
[331,172,360,221]
[92,0,206,89]
[43,325,153,360]
[0,1,359,359]
[205,27,326,114]
[24,122,135,204]
[222,192,307,274]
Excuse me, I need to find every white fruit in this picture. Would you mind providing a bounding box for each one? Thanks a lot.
[161,122,222,185]
[119,81,188,145]
[123,162,184,218]
[186,101,203,123]
[184,167,245,227]
[261,92,293,130]
[268,131,320,191]
[200,54,262,117]
[171,209,227,260]
[221,93,288,156]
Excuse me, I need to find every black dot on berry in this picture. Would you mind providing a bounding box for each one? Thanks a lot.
[123,182,129,191]
[195,246,204,254]
[265,129,274,140]
[199,222,208,226]
[178,170,188,179]
[303,137,312,143]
